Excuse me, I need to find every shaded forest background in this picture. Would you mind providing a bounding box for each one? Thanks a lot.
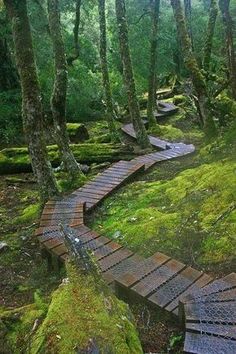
[1,0,235,145]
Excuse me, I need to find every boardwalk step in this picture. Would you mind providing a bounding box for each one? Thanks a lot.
[182,273,236,304]
[131,259,186,298]
[184,332,236,354]
[117,252,171,288]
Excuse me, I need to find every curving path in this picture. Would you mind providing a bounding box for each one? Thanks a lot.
[35,105,236,354]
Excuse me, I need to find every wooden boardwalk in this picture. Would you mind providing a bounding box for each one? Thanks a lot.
[35,106,236,353]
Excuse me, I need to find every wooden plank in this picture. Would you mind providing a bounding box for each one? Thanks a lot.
[183,273,236,303]
[99,249,133,273]
[74,192,102,201]
[79,182,117,191]
[72,225,90,236]
[117,252,170,288]
[167,274,212,313]
[184,332,236,354]
[93,241,122,260]
[52,243,68,257]
[41,212,83,221]
[184,301,236,324]
[186,322,236,340]
[42,206,83,215]
[35,225,60,236]
[74,230,100,244]
[83,236,111,252]
[79,187,109,196]
[103,254,143,284]
[43,237,63,250]
[131,259,186,298]
[148,266,202,308]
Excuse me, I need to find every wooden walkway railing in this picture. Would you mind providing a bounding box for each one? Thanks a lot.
[35,103,236,353]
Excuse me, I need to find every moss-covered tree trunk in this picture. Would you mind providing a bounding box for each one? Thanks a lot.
[184,0,194,50]
[0,35,18,91]
[171,0,216,131]
[47,0,82,179]
[98,0,120,142]
[4,0,58,202]
[68,0,82,65]
[219,0,236,100]
[147,0,160,127]
[115,0,150,148]
[203,0,218,71]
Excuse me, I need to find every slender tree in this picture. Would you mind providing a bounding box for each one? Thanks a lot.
[184,0,194,50]
[171,0,216,132]
[4,0,58,202]
[147,0,160,127]
[47,0,82,179]
[0,13,18,90]
[115,0,150,148]
[203,0,218,71]
[98,0,120,141]
[0,36,18,91]
[68,0,82,65]
[219,0,236,99]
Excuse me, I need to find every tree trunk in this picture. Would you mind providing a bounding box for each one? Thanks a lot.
[147,0,161,127]
[115,0,150,148]
[4,0,58,202]
[47,0,82,179]
[171,0,216,132]
[98,0,120,142]
[184,0,194,50]
[203,0,218,71]
[219,0,236,100]
[68,0,82,65]
[0,36,18,91]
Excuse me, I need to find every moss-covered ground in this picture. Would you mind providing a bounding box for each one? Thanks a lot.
[29,264,142,354]
[90,103,236,275]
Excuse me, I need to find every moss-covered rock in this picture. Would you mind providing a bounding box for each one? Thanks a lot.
[66,123,89,142]
[30,264,143,354]
[0,143,134,174]
[148,124,184,141]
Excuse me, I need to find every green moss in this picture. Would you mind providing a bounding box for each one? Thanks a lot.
[30,264,143,354]
[92,159,236,270]
[0,143,134,174]
[1,297,48,353]
[149,124,184,141]
[13,203,41,225]
[66,123,89,142]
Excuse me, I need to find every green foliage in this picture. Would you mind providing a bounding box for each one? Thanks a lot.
[0,90,22,145]
[13,204,41,225]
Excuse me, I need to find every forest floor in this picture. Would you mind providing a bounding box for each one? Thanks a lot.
[0,101,235,353]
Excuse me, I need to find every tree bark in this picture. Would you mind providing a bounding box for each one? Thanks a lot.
[4,0,58,202]
[47,0,82,179]
[115,0,150,148]
[171,0,216,132]
[98,0,120,142]
[203,0,218,71]
[0,13,18,90]
[184,0,194,50]
[68,0,82,65]
[219,0,236,100]
[147,0,160,127]
[0,35,18,91]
